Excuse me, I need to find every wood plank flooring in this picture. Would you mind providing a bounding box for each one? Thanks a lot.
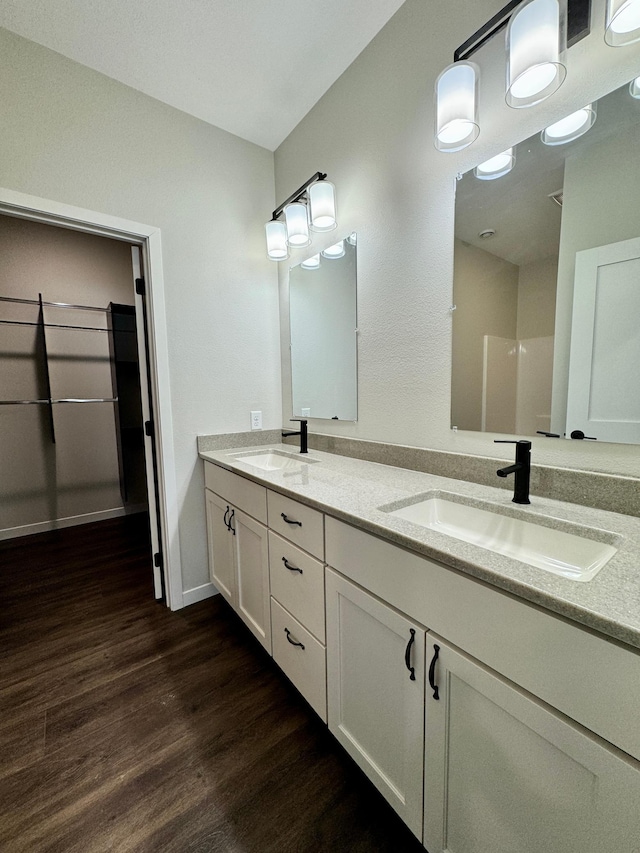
[0,516,425,852]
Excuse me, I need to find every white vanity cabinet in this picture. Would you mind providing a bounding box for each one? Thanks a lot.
[424,634,640,853]
[202,457,640,852]
[325,568,426,838]
[204,463,271,653]
[267,491,327,721]
[325,516,640,852]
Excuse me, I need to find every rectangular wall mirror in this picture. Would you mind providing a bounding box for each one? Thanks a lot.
[451,76,640,446]
[289,233,358,421]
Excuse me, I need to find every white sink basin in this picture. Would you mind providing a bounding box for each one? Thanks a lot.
[231,451,318,472]
[385,495,618,582]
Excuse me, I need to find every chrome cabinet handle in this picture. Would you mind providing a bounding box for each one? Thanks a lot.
[282,556,303,574]
[284,628,305,649]
[405,629,416,681]
[281,512,302,527]
[428,644,440,700]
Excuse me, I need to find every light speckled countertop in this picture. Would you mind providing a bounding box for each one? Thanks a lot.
[200,443,640,651]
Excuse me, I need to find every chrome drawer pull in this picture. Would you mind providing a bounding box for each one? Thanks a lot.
[284,628,305,649]
[282,557,303,574]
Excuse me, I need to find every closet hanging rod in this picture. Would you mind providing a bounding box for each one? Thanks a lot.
[0,295,108,312]
[0,318,114,333]
[0,397,118,405]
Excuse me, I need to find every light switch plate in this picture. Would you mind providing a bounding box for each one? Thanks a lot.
[301,408,311,417]
[250,410,262,430]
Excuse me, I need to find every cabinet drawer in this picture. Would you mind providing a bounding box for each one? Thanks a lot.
[268,491,324,558]
[271,598,327,722]
[205,462,267,524]
[269,532,325,643]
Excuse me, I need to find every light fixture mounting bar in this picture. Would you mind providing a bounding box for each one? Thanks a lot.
[453,0,591,62]
[272,171,327,221]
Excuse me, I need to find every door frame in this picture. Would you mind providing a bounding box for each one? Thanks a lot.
[0,185,183,610]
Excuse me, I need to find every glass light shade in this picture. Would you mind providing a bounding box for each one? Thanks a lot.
[284,202,311,248]
[435,62,480,152]
[474,147,516,180]
[605,0,640,46]
[541,103,596,145]
[506,0,567,109]
[301,254,320,270]
[308,181,337,232]
[630,75,640,97]
[322,240,345,259]
[265,220,289,261]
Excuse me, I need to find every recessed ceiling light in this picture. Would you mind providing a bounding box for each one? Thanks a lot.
[479,229,496,239]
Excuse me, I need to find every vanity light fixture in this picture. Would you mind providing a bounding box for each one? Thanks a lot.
[284,202,311,248]
[474,147,516,179]
[630,75,640,97]
[434,62,480,152]
[506,0,567,109]
[605,0,640,45]
[434,0,591,151]
[308,181,337,232]
[265,220,289,261]
[322,240,345,259]
[301,254,321,270]
[265,171,337,261]
[541,102,596,144]
[346,232,357,246]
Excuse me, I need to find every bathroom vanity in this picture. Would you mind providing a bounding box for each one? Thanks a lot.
[200,444,640,852]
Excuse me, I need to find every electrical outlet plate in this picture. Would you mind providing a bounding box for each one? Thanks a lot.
[251,410,262,430]
[301,408,311,417]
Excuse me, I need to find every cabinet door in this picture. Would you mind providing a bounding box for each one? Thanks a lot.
[424,635,640,853]
[326,568,426,838]
[205,489,236,605]
[233,508,271,653]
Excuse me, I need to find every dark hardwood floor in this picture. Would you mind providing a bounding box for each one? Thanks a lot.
[0,516,425,852]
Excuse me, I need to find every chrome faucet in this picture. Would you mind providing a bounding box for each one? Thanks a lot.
[282,418,308,453]
[495,439,531,504]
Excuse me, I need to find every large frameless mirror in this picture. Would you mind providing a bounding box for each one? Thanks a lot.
[289,234,358,421]
[451,75,640,445]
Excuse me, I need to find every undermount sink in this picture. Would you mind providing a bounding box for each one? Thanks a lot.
[383,494,619,582]
[231,450,319,472]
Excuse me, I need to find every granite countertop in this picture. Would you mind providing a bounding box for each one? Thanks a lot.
[199,443,640,651]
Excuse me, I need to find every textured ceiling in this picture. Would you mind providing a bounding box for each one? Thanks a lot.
[0,0,406,150]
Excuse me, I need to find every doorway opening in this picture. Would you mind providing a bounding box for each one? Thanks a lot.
[0,188,182,609]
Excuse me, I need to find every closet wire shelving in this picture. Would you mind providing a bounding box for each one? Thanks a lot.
[0,293,121,443]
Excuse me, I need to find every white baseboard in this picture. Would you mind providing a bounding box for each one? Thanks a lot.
[182,582,217,607]
[0,506,144,541]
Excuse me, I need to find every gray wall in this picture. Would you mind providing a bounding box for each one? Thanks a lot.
[452,239,519,431]
[275,0,640,477]
[0,28,281,593]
